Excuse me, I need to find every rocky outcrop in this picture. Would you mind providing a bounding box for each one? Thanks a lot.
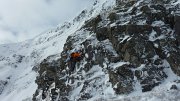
[0,80,7,95]
[33,0,180,100]
[33,55,60,100]
[109,64,134,94]
[88,0,179,93]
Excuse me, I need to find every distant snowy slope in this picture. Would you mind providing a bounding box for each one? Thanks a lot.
[0,22,79,101]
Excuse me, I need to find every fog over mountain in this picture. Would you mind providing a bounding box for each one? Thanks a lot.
[0,0,94,44]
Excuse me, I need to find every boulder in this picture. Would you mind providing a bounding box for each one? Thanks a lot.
[170,84,178,90]
[109,64,134,94]
[167,52,180,76]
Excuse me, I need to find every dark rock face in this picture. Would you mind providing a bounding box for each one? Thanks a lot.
[175,15,180,36]
[109,64,134,94]
[33,56,60,101]
[84,15,102,32]
[0,80,7,95]
[90,0,179,93]
[167,52,180,76]
[175,15,180,47]
[108,12,119,22]
[137,64,167,92]
[33,0,180,100]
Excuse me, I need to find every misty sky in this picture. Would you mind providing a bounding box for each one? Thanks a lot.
[0,0,94,44]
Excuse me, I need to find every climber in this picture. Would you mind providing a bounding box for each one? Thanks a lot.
[67,51,82,72]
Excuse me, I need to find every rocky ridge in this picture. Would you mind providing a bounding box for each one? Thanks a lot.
[33,0,180,101]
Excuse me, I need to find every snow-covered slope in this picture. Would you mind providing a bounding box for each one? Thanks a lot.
[0,0,115,101]
[0,26,71,100]
[0,23,73,101]
[1,0,180,101]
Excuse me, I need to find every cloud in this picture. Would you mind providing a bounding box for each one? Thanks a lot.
[0,28,15,44]
[0,0,94,44]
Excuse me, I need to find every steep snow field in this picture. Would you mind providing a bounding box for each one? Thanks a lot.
[0,20,86,101]
[0,14,83,101]
[0,26,72,101]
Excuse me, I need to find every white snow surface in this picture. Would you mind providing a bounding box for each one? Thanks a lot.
[0,0,180,101]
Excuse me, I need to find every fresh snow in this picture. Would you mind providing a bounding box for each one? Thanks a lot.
[0,0,180,101]
[0,0,116,101]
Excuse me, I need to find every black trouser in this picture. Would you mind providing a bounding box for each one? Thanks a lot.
[70,61,76,72]
[68,59,76,74]
[68,57,81,73]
